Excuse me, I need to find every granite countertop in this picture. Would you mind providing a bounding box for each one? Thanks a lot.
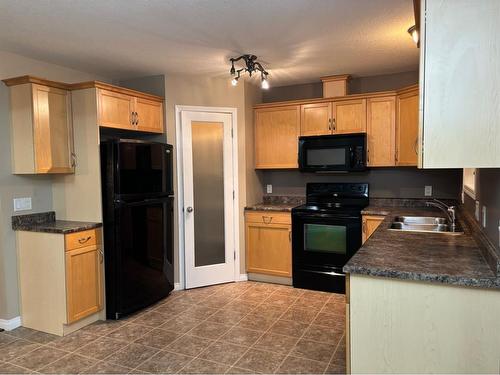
[245,195,305,212]
[12,211,102,234]
[345,206,500,289]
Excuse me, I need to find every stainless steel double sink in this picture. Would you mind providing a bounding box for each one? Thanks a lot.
[389,216,464,235]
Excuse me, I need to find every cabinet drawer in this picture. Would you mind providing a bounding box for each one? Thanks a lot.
[65,228,101,251]
[245,211,291,225]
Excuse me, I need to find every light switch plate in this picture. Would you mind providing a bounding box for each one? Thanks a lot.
[13,197,32,212]
[266,184,273,194]
[482,206,487,228]
[424,186,432,197]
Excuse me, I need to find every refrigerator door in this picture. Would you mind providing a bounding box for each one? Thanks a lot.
[106,197,174,319]
[115,141,173,197]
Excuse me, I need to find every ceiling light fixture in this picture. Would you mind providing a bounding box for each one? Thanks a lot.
[408,25,419,45]
[229,54,270,89]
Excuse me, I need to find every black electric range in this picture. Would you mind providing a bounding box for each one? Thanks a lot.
[292,182,369,293]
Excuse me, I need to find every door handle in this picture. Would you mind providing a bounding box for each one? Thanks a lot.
[186,206,194,213]
[78,236,92,244]
[135,112,139,126]
[414,138,418,155]
[262,216,273,224]
[328,118,332,131]
[332,118,336,131]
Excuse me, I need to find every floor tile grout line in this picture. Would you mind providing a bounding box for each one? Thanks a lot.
[324,332,345,375]
[272,293,330,374]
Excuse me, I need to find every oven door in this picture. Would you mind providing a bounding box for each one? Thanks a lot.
[292,211,362,270]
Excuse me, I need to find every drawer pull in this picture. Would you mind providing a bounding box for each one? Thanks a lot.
[262,216,273,224]
[78,236,92,244]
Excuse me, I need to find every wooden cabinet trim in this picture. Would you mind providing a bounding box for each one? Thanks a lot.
[362,215,385,244]
[3,76,164,102]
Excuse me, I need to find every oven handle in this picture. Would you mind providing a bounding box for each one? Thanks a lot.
[309,269,345,277]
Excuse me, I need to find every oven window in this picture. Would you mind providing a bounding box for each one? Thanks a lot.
[304,224,346,254]
[307,148,345,166]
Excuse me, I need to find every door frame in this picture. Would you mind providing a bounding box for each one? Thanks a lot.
[175,105,240,290]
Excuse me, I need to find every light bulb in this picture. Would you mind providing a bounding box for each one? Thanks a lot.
[408,25,418,45]
[261,78,269,90]
[231,78,238,86]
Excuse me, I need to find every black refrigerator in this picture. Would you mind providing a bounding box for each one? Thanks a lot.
[100,139,174,320]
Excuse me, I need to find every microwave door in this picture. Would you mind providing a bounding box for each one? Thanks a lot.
[303,146,348,171]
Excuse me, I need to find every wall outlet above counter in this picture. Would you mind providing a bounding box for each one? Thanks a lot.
[13,197,31,212]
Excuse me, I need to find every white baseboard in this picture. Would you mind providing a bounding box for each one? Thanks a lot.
[0,316,21,331]
[238,273,248,282]
[174,282,183,291]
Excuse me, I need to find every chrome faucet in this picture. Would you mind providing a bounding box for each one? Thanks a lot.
[426,199,457,230]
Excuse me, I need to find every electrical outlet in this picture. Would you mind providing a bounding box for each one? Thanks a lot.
[424,186,432,197]
[266,184,273,194]
[13,197,32,212]
[482,206,487,228]
[475,201,480,221]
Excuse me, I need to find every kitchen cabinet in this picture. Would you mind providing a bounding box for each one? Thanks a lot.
[3,78,75,174]
[332,98,366,134]
[362,215,385,244]
[97,88,164,133]
[419,0,500,168]
[16,227,104,336]
[300,102,332,136]
[396,85,419,166]
[367,96,396,167]
[255,105,300,169]
[245,211,292,277]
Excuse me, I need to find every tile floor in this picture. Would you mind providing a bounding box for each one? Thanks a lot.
[0,281,346,374]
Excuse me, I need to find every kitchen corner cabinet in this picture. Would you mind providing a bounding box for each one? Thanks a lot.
[4,81,75,174]
[245,211,292,277]
[366,96,396,167]
[97,88,164,133]
[361,215,385,244]
[396,86,419,166]
[16,228,103,336]
[255,105,300,169]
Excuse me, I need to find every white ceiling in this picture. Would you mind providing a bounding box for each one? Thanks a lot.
[0,0,419,86]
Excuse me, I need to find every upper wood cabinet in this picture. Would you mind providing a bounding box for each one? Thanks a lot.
[333,98,367,134]
[367,96,396,167]
[396,86,419,166]
[255,105,300,169]
[300,102,332,136]
[97,88,164,133]
[420,0,500,168]
[3,79,75,174]
[97,89,135,131]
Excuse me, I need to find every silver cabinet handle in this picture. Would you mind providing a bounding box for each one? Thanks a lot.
[262,216,273,224]
[332,118,336,131]
[131,112,135,125]
[78,236,91,244]
[328,118,332,131]
[98,248,104,264]
[186,206,193,213]
[70,152,77,168]
[135,112,139,126]
[414,138,418,155]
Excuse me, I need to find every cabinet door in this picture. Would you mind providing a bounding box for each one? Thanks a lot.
[32,84,74,173]
[396,89,419,166]
[333,98,366,134]
[66,246,103,323]
[97,89,135,130]
[135,97,164,133]
[255,106,300,169]
[367,96,396,167]
[362,215,385,244]
[300,102,332,136]
[246,222,292,277]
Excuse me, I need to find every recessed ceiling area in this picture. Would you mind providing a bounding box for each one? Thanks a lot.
[0,0,419,85]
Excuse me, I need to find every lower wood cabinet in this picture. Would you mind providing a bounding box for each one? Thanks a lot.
[16,228,104,336]
[362,215,385,244]
[245,211,292,277]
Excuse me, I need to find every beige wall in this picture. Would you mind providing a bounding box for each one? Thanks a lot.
[0,50,108,320]
[164,75,262,282]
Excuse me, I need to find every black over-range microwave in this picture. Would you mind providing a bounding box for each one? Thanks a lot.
[298,133,367,172]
